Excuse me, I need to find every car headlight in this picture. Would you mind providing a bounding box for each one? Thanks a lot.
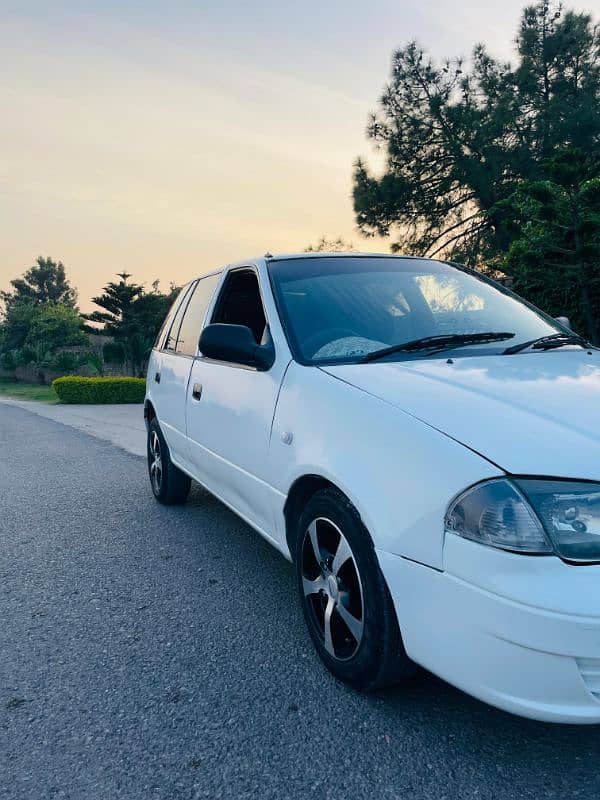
[515,479,600,562]
[444,479,552,554]
[445,478,600,562]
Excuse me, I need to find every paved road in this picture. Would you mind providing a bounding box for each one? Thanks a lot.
[2,405,600,800]
[0,398,146,456]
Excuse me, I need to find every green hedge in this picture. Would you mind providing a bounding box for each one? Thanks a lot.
[52,376,146,404]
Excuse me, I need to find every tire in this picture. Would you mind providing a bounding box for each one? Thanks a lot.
[147,418,191,505]
[294,487,416,691]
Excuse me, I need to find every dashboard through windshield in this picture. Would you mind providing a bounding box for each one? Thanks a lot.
[268,256,564,365]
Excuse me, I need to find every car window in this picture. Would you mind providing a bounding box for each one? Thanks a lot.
[153,285,188,350]
[176,273,221,356]
[211,269,267,344]
[268,256,562,364]
[164,282,196,352]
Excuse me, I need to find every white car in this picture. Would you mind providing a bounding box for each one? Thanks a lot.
[144,253,600,723]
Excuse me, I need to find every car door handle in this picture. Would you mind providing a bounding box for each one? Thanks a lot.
[192,383,202,401]
[154,372,161,384]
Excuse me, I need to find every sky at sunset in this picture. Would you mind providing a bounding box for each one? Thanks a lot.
[1,0,596,311]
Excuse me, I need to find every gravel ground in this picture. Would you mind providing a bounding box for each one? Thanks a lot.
[2,404,600,800]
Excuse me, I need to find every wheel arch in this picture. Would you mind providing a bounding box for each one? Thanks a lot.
[284,474,358,557]
[144,398,157,429]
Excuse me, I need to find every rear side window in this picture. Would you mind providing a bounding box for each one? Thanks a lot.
[176,273,221,356]
[153,285,188,349]
[164,282,196,352]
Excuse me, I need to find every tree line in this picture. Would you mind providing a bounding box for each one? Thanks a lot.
[352,1,600,342]
[0,257,178,379]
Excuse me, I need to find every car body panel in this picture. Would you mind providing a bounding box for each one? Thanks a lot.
[379,539,600,723]
[444,532,600,618]
[185,356,291,538]
[322,351,600,479]
[147,348,194,465]
[269,361,501,568]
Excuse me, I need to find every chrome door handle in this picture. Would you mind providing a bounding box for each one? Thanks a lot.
[192,383,202,401]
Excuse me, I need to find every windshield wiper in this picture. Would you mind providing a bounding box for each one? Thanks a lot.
[503,332,592,355]
[360,332,516,363]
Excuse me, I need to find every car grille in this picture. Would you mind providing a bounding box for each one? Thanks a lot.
[576,658,600,700]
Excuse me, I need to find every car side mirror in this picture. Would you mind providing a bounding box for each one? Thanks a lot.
[199,324,274,370]
[554,316,572,331]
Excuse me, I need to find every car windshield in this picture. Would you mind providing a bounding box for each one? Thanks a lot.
[268,256,566,365]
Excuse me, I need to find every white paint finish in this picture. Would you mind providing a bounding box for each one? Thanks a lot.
[378,548,600,723]
[149,349,194,463]
[322,351,600,479]
[185,356,289,537]
[269,362,500,568]
[144,253,600,723]
[444,533,600,618]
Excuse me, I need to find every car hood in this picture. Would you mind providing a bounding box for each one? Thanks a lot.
[321,351,600,479]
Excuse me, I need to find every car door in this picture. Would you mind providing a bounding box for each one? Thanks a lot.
[154,274,220,467]
[186,266,291,540]
[148,282,194,458]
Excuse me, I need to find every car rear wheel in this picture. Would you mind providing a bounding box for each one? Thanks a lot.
[294,487,416,691]
[147,418,191,505]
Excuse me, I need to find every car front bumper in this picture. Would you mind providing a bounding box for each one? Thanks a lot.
[377,534,600,723]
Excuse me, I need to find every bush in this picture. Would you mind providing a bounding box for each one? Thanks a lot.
[52,376,146,404]
[51,351,82,374]
[103,341,126,364]
[0,349,18,371]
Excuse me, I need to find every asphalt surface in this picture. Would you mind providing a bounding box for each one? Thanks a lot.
[2,404,600,800]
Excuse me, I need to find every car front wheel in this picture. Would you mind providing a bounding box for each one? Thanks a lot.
[147,418,191,505]
[294,487,416,691]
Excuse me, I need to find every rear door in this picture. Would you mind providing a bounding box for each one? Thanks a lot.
[151,281,196,464]
[147,283,190,437]
[153,273,220,467]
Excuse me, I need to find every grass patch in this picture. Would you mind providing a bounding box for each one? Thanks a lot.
[0,380,58,403]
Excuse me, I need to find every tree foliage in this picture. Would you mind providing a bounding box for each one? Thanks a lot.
[24,303,88,351]
[85,273,179,376]
[1,303,88,372]
[353,3,600,264]
[305,236,356,252]
[497,148,600,341]
[0,258,86,375]
[1,256,77,311]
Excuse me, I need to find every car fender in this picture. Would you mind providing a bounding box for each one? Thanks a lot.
[269,362,502,569]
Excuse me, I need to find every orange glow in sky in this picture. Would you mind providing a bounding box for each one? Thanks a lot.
[1,1,595,310]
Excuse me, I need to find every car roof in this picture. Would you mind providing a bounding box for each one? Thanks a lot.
[233,252,442,269]
[267,252,429,262]
[192,252,445,282]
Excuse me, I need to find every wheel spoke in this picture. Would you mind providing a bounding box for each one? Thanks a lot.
[301,517,365,661]
[331,534,353,576]
[336,600,363,644]
[302,574,326,597]
[307,520,321,566]
[323,596,335,656]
